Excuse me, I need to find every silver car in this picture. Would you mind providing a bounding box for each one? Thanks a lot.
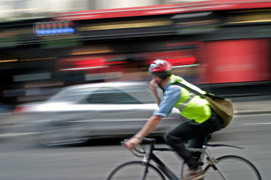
[13,81,183,146]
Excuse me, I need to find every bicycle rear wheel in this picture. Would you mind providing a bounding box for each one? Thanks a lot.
[204,155,262,180]
[107,161,165,180]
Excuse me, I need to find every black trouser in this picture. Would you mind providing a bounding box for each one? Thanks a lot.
[164,109,223,170]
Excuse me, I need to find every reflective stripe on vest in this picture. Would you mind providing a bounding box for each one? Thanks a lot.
[178,92,196,112]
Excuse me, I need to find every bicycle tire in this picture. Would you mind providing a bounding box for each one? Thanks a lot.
[204,155,262,180]
[107,161,166,180]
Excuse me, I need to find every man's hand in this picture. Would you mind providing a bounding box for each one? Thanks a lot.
[149,79,161,105]
[125,137,142,151]
[149,79,158,92]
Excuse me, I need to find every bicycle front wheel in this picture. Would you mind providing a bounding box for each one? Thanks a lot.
[204,155,262,180]
[107,161,165,180]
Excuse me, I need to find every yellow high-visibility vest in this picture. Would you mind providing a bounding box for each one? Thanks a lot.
[169,75,211,123]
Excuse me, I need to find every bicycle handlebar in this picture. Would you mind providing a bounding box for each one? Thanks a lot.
[121,137,156,147]
[121,138,157,157]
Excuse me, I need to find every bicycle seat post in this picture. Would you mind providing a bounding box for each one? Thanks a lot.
[202,134,212,148]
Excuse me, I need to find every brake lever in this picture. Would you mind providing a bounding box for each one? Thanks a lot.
[121,139,132,155]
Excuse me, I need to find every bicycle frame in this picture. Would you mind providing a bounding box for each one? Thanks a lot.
[141,142,242,180]
[143,143,179,180]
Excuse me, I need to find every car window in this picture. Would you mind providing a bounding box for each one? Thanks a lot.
[86,87,141,104]
[123,89,156,104]
[47,87,98,103]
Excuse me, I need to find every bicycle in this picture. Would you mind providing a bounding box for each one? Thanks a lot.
[107,135,262,180]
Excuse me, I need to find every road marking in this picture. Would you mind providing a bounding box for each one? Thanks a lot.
[0,132,40,137]
[245,122,271,126]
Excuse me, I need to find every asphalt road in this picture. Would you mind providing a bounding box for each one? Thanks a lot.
[0,113,270,180]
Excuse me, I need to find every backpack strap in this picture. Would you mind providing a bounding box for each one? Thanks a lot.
[172,82,206,98]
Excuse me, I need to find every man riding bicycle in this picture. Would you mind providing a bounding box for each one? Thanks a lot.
[125,60,223,180]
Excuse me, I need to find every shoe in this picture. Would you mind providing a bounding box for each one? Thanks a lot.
[182,170,205,180]
[187,156,203,170]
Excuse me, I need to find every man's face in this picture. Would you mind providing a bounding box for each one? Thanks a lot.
[153,76,162,84]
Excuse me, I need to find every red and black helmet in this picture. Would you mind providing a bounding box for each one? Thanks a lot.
[149,60,172,78]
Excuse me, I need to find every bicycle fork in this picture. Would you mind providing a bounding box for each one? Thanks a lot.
[139,144,156,180]
[141,155,150,180]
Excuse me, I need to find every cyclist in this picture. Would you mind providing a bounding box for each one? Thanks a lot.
[125,59,223,180]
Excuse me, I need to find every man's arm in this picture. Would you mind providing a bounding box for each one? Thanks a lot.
[125,85,181,151]
[125,115,162,151]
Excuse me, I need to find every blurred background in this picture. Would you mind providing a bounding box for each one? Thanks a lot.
[0,0,271,179]
[0,0,270,107]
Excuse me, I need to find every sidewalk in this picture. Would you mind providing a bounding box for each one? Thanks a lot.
[233,98,271,115]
